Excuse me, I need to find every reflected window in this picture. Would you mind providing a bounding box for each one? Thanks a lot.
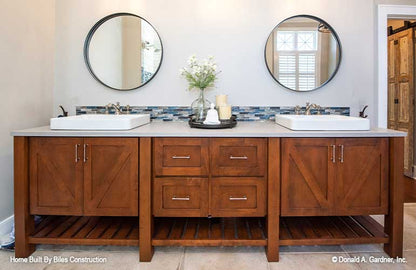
[275,30,318,91]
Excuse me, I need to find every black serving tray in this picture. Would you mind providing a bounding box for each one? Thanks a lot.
[188,114,237,129]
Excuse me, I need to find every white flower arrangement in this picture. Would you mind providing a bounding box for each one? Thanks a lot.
[180,55,220,90]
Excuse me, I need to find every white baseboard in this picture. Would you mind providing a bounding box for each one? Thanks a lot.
[0,215,14,236]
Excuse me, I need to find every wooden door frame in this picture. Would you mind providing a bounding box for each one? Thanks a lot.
[377,4,416,128]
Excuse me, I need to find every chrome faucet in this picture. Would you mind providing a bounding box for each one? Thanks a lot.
[304,102,321,115]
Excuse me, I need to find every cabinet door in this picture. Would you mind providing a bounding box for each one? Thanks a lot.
[29,137,83,215]
[281,138,336,216]
[83,138,138,216]
[335,138,388,215]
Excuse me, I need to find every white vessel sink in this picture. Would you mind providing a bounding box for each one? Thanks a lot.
[50,114,150,130]
[275,115,370,131]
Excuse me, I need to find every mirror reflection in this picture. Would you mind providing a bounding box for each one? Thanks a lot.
[265,15,341,92]
[85,13,163,91]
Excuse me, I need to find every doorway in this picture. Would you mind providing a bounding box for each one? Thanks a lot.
[387,19,415,178]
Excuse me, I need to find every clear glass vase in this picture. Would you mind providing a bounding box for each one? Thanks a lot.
[191,89,211,122]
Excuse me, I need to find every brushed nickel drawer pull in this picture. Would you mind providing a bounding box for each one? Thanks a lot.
[229,196,247,201]
[172,196,190,201]
[172,155,191,159]
[339,144,344,163]
[75,144,80,163]
[330,145,336,163]
[229,155,248,160]
[83,144,88,163]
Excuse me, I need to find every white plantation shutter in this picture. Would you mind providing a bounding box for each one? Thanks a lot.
[298,53,316,90]
[276,30,318,90]
[278,55,296,89]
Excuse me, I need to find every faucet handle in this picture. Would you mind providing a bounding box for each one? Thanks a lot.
[295,105,302,115]
[316,105,322,115]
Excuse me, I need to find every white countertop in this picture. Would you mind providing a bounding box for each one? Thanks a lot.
[11,121,407,137]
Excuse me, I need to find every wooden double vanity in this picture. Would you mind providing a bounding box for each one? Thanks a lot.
[12,122,405,262]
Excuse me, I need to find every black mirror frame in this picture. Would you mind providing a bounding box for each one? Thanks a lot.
[84,12,164,91]
[264,14,342,92]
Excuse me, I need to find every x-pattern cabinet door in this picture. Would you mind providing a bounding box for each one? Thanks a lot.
[29,137,84,215]
[83,138,139,216]
[281,138,336,216]
[335,138,389,215]
[281,138,389,217]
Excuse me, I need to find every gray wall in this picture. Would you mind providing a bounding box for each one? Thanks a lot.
[0,0,55,220]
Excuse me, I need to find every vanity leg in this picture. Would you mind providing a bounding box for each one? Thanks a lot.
[267,138,280,262]
[384,137,404,258]
[139,138,154,262]
[14,137,35,258]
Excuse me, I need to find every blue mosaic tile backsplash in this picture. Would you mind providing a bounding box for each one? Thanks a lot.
[76,106,350,122]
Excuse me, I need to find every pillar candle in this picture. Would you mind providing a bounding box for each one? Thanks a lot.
[219,105,232,120]
[216,95,228,107]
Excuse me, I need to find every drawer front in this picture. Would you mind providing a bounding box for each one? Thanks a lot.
[210,178,266,217]
[153,178,208,217]
[154,138,209,176]
[211,138,267,176]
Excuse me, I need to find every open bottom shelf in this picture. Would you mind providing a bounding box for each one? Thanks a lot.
[29,216,139,246]
[152,217,267,246]
[280,216,389,246]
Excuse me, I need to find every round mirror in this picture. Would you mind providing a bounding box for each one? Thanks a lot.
[265,15,341,92]
[84,13,163,91]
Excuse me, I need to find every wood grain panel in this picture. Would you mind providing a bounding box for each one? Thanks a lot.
[154,138,209,176]
[388,28,414,176]
[29,216,139,246]
[279,216,388,246]
[152,217,266,246]
[210,178,266,217]
[83,138,138,216]
[139,137,153,262]
[384,137,405,257]
[335,138,389,215]
[14,137,35,257]
[29,137,83,215]
[398,82,410,123]
[153,177,208,217]
[211,138,267,177]
[388,83,396,125]
[281,138,335,216]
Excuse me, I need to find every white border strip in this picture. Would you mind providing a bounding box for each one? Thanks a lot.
[0,215,14,237]
[377,4,416,128]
